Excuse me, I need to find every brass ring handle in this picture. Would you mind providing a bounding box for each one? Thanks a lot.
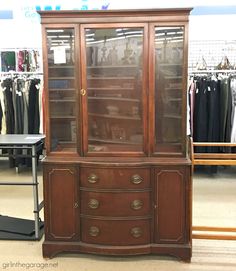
[130,227,142,238]
[80,89,87,96]
[131,174,143,185]
[131,199,143,210]
[88,199,99,209]
[89,226,100,237]
[88,173,99,184]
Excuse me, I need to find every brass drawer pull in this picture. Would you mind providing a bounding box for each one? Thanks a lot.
[88,199,99,209]
[130,227,142,238]
[131,199,143,210]
[131,174,143,184]
[89,226,100,237]
[88,173,99,184]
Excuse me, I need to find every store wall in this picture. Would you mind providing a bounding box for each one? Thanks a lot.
[1,0,236,69]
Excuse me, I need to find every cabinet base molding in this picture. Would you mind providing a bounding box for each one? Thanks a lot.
[43,241,191,262]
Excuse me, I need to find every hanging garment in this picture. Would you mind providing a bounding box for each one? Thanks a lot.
[1,78,15,167]
[230,77,236,143]
[38,80,44,134]
[17,51,24,72]
[188,79,196,136]
[1,51,16,72]
[0,100,2,133]
[22,80,30,134]
[28,79,40,134]
[193,77,208,152]
[206,78,221,152]
[0,83,6,134]
[13,79,25,134]
[2,78,15,134]
[219,77,232,152]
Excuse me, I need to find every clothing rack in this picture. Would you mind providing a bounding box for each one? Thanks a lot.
[0,72,43,80]
[0,47,42,52]
[189,69,236,74]
[0,72,43,75]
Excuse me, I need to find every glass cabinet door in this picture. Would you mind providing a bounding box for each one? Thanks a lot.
[46,28,77,153]
[82,26,145,153]
[154,26,185,154]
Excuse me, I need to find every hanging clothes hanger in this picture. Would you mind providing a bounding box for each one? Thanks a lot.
[217,55,232,70]
[195,55,207,70]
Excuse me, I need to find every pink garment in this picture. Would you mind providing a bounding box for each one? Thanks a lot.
[17,51,24,72]
[189,80,196,136]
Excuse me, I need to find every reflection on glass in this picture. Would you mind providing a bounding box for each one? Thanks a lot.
[85,27,144,152]
[46,28,76,152]
[154,26,184,153]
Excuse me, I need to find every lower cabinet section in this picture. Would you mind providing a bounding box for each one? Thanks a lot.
[42,161,192,261]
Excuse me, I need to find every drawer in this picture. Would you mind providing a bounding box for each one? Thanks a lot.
[81,218,150,245]
[80,167,150,189]
[81,191,150,217]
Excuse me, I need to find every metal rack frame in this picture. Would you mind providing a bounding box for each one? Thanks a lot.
[0,134,45,240]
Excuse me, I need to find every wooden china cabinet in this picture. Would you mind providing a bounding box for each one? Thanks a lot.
[39,9,192,261]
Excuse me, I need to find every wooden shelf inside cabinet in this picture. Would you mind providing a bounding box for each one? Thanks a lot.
[89,137,141,145]
[164,76,182,80]
[87,65,138,69]
[49,89,75,93]
[59,140,76,144]
[50,116,76,119]
[49,65,74,68]
[49,77,75,79]
[89,113,141,121]
[51,147,76,153]
[166,98,182,102]
[87,76,135,80]
[165,87,182,91]
[88,87,134,92]
[159,63,182,67]
[88,97,139,102]
[50,100,75,102]
[163,114,182,119]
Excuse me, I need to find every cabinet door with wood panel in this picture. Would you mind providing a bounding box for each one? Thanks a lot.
[154,166,191,244]
[43,164,79,241]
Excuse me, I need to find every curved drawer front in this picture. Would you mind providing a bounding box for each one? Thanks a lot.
[81,218,150,245]
[81,191,150,217]
[80,167,150,189]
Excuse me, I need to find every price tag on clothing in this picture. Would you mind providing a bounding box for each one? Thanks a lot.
[16,90,22,96]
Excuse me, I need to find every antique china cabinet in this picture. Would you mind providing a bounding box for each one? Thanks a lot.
[39,9,192,261]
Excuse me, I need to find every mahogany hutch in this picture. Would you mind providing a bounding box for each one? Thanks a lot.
[39,8,192,261]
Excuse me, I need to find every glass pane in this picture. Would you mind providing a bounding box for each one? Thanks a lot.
[154,26,184,153]
[85,27,144,153]
[46,28,77,152]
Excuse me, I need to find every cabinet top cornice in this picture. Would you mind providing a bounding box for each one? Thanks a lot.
[38,8,192,23]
